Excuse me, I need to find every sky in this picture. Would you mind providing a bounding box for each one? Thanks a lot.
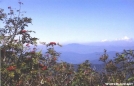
[0,0,134,44]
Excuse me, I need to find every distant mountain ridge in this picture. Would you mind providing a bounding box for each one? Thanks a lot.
[36,40,134,64]
[57,51,117,64]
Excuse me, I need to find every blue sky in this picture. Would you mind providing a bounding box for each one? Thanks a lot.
[0,0,134,44]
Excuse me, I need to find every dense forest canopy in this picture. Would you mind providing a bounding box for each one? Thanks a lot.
[0,1,134,86]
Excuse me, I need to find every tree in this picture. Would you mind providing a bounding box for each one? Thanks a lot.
[1,1,134,86]
[0,1,60,86]
[0,1,77,86]
[99,49,134,84]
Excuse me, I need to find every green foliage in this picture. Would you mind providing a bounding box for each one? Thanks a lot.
[0,1,134,86]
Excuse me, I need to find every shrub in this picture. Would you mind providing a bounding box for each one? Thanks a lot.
[0,1,134,86]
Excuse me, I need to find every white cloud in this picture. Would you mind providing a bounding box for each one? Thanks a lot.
[101,36,132,42]
[122,36,130,40]
[115,36,130,41]
[101,39,108,42]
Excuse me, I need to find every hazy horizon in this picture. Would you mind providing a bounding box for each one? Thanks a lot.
[0,0,134,44]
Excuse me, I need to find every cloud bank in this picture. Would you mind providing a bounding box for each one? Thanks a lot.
[101,36,133,42]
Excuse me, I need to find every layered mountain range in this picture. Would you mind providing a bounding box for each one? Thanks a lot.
[37,39,134,64]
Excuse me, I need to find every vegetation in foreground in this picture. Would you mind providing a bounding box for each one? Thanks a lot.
[0,1,134,86]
